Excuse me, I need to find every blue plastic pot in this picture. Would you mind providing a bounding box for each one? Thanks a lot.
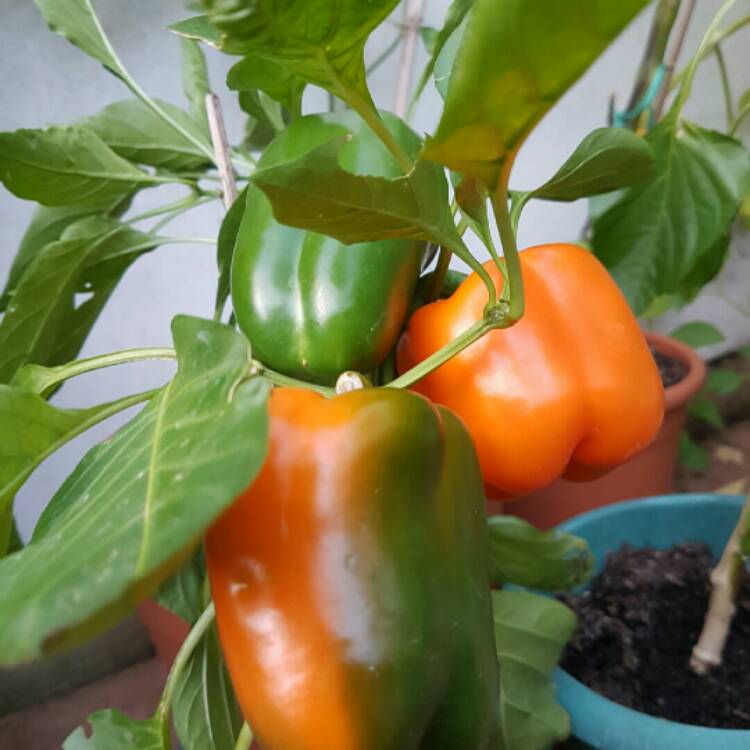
[554,493,749,750]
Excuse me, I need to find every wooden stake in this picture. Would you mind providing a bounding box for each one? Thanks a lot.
[205,93,238,209]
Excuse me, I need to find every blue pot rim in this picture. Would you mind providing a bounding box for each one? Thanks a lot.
[554,493,750,744]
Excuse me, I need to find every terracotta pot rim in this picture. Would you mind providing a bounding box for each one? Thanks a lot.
[645,331,706,414]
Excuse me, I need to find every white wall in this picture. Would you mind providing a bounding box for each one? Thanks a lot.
[1,0,748,538]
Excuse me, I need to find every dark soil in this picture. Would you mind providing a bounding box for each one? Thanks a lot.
[650,345,688,389]
[560,542,750,729]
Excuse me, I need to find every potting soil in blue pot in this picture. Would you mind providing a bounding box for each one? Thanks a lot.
[554,493,749,750]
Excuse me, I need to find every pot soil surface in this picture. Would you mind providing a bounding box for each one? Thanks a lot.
[560,542,750,729]
[650,345,688,389]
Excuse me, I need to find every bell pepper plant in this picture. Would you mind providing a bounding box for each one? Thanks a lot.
[5,0,740,748]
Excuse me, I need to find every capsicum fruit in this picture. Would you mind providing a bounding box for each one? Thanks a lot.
[206,387,500,750]
[232,112,425,385]
[397,243,664,499]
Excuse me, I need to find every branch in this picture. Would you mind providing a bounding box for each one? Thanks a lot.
[394,0,426,117]
[205,93,238,209]
[690,492,750,674]
[653,0,697,120]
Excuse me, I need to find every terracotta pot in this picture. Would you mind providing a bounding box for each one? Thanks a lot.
[137,599,191,667]
[504,331,706,529]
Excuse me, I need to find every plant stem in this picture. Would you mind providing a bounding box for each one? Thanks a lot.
[426,247,452,302]
[164,237,216,245]
[690,492,750,674]
[394,0,426,117]
[206,93,239,210]
[157,601,216,742]
[655,0,699,120]
[31,348,176,395]
[491,185,525,321]
[624,0,681,130]
[126,77,216,166]
[234,723,254,750]
[387,316,504,389]
[714,45,735,130]
[253,365,334,397]
[126,194,208,226]
[730,100,750,136]
[669,14,750,92]
[151,195,217,234]
[367,34,403,76]
[448,235,497,305]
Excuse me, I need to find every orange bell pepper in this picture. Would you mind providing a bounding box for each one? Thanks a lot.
[397,243,665,499]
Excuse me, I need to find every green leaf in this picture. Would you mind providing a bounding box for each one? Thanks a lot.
[423,0,649,186]
[1,205,105,312]
[84,100,211,172]
[155,550,206,625]
[487,516,593,591]
[251,139,460,249]
[740,345,750,360]
[592,122,750,313]
[0,386,150,523]
[705,369,744,396]
[215,186,248,319]
[433,20,465,100]
[172,624,243,750]
[531,128,655,202]
[227,55,305,117]
[675,232,731,305]
[169,15,224,48]
[0,317,270,664]
[63,710,164,750]
[493,590,576,750]
[200,0,398,109]
[0,218,162,384]
[33,0,125,78]
[688,398,724,429]
[419,26,439,54]
[180,38,211,127]
[670,320,725,348]
[678,432,709,472]
[412,0,473,105]
[0,126,159,208]
[238,90,285,137]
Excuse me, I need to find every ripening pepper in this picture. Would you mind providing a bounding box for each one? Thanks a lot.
[231,111,426,385]
[206,387,500,750]
[397,243,664,499]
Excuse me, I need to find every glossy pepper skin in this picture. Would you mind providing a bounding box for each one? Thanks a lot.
[206,387,500,750]
[397,243,664,499]
[231,111,425,385]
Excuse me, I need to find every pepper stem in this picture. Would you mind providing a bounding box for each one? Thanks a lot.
[387,313,509,390]
[490,184,525,322]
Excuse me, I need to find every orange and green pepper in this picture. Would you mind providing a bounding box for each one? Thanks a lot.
[206,387,500,750]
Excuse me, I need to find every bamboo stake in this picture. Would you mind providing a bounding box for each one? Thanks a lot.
[394,0,426,118]
[205,93,238,209]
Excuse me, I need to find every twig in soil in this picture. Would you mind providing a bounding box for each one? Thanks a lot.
[205,93,238,210]
[690,491,750,674]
